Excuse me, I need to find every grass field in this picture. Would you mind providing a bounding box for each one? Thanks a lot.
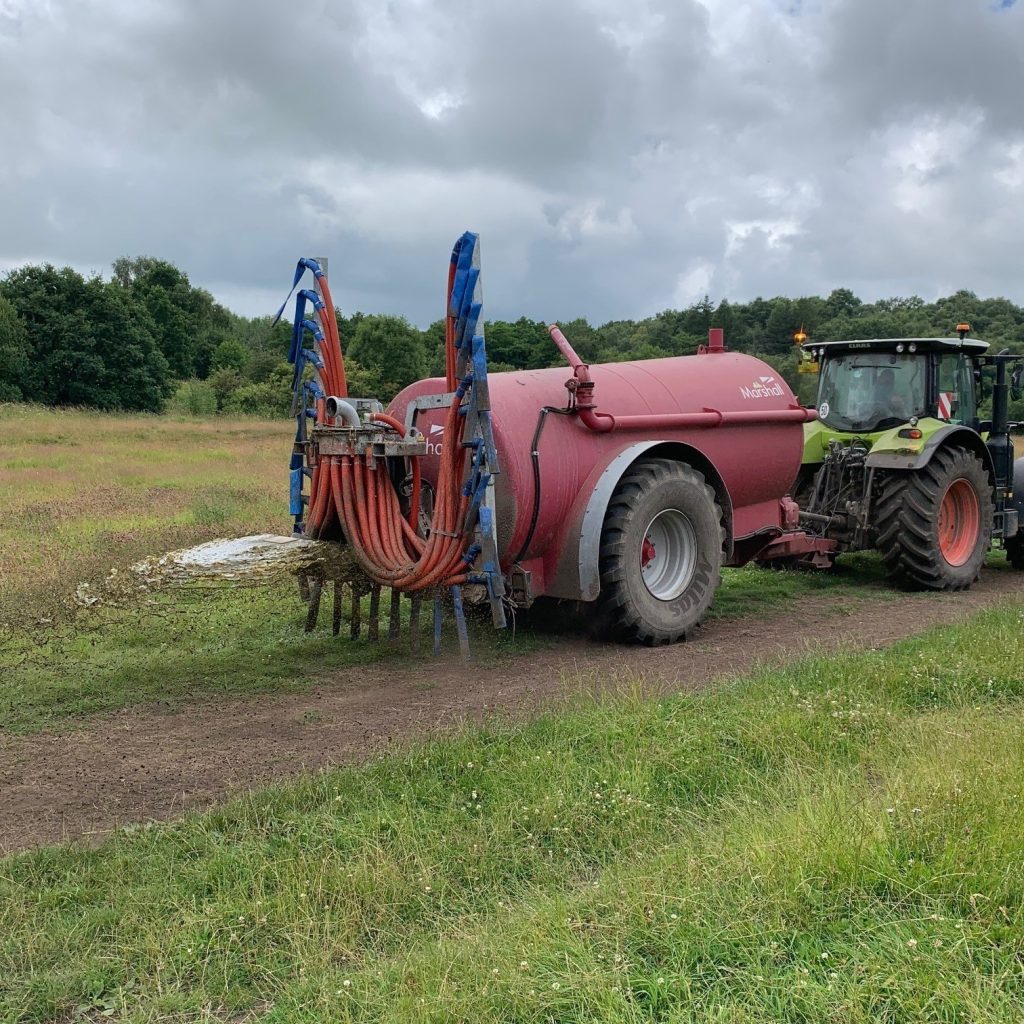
[3,603,1022,1022]
[2,406,1023,1021]
[0,404,880,734]
[0,404,291,628]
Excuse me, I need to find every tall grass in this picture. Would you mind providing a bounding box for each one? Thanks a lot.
[0,404,290,627]
[2,601,1022,1022]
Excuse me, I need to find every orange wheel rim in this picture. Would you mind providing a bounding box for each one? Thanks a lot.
[937,478,981,566]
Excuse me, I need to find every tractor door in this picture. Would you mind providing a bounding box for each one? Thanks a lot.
[935,353,978,428]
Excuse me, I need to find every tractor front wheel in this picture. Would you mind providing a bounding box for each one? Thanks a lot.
[597,459,723,644]
[876,447,993,590]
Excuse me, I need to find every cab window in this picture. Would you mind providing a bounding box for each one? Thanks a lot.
[817,352,926,433]
[936,354,976,425]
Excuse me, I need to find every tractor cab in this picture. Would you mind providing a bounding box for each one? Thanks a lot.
[807,336,989,435]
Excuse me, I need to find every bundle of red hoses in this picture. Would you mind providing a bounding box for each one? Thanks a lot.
[302,275,471,591]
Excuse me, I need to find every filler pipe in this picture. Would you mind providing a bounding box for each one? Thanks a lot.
[324,396,361,427]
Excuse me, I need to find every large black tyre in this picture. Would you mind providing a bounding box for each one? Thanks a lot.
[875,447,993,590]
[597,459,724,645]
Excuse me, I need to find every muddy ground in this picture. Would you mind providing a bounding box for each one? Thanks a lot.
[2,570,1022,853]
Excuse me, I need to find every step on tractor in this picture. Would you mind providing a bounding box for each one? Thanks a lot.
[788,325,1024,587]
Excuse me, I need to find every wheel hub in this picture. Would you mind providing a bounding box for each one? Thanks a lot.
[640,508,697,601]
[937,477,981,567]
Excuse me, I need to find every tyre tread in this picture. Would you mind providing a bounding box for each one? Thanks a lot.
[598,459,724,644]
[876,447,992,590]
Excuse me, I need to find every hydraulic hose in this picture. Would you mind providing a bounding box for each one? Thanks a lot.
[294,260,477,592]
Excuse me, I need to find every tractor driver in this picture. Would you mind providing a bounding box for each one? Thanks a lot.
[873,367,908,419]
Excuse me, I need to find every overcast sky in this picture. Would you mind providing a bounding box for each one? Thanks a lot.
[2,0,1023,327]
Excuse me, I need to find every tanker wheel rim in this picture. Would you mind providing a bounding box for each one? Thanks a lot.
[640,508,697,601]
[937,477,981,567]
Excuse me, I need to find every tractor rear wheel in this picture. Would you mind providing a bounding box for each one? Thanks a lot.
[876,447,993,590]
[598,459,723,644]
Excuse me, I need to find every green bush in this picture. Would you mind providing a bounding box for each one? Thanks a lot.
[210,337,249,374]
[223,380,291,418]
[166,379,217,416]
[207,367,244,411]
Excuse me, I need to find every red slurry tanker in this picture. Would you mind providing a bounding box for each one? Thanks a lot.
[282,233,828,647]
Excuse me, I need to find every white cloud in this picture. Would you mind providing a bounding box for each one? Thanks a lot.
[672,260,715,306]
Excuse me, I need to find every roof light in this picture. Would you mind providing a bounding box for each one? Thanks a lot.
[908,343,917,353]
[896,343,905,353]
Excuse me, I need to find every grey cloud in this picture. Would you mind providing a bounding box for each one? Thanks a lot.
[2,0,1024,329]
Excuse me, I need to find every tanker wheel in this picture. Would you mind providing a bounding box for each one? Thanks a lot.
[875,446,993,590]
[598,459,723,645]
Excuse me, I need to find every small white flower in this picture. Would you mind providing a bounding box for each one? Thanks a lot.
[551,982,560,990]
[343,979,352,988]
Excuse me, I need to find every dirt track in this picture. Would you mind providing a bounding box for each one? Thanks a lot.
[2,570,1023,854]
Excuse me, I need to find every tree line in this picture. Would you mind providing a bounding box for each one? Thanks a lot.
[2,257,1023,416]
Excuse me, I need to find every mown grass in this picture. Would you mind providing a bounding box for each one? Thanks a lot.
[0,556,883,736]
[2,601,1022,1022]
[0,404,290,628]
[710,551,890,620]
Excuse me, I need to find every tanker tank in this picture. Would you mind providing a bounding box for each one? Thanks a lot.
[389,329,815,642]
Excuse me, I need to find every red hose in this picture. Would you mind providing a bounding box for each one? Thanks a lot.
[300,266,474,590]
[316,274,347,398]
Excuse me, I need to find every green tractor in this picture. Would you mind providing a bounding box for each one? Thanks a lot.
[792,326,1024,588]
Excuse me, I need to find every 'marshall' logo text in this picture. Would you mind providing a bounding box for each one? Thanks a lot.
[739,375,784,400]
